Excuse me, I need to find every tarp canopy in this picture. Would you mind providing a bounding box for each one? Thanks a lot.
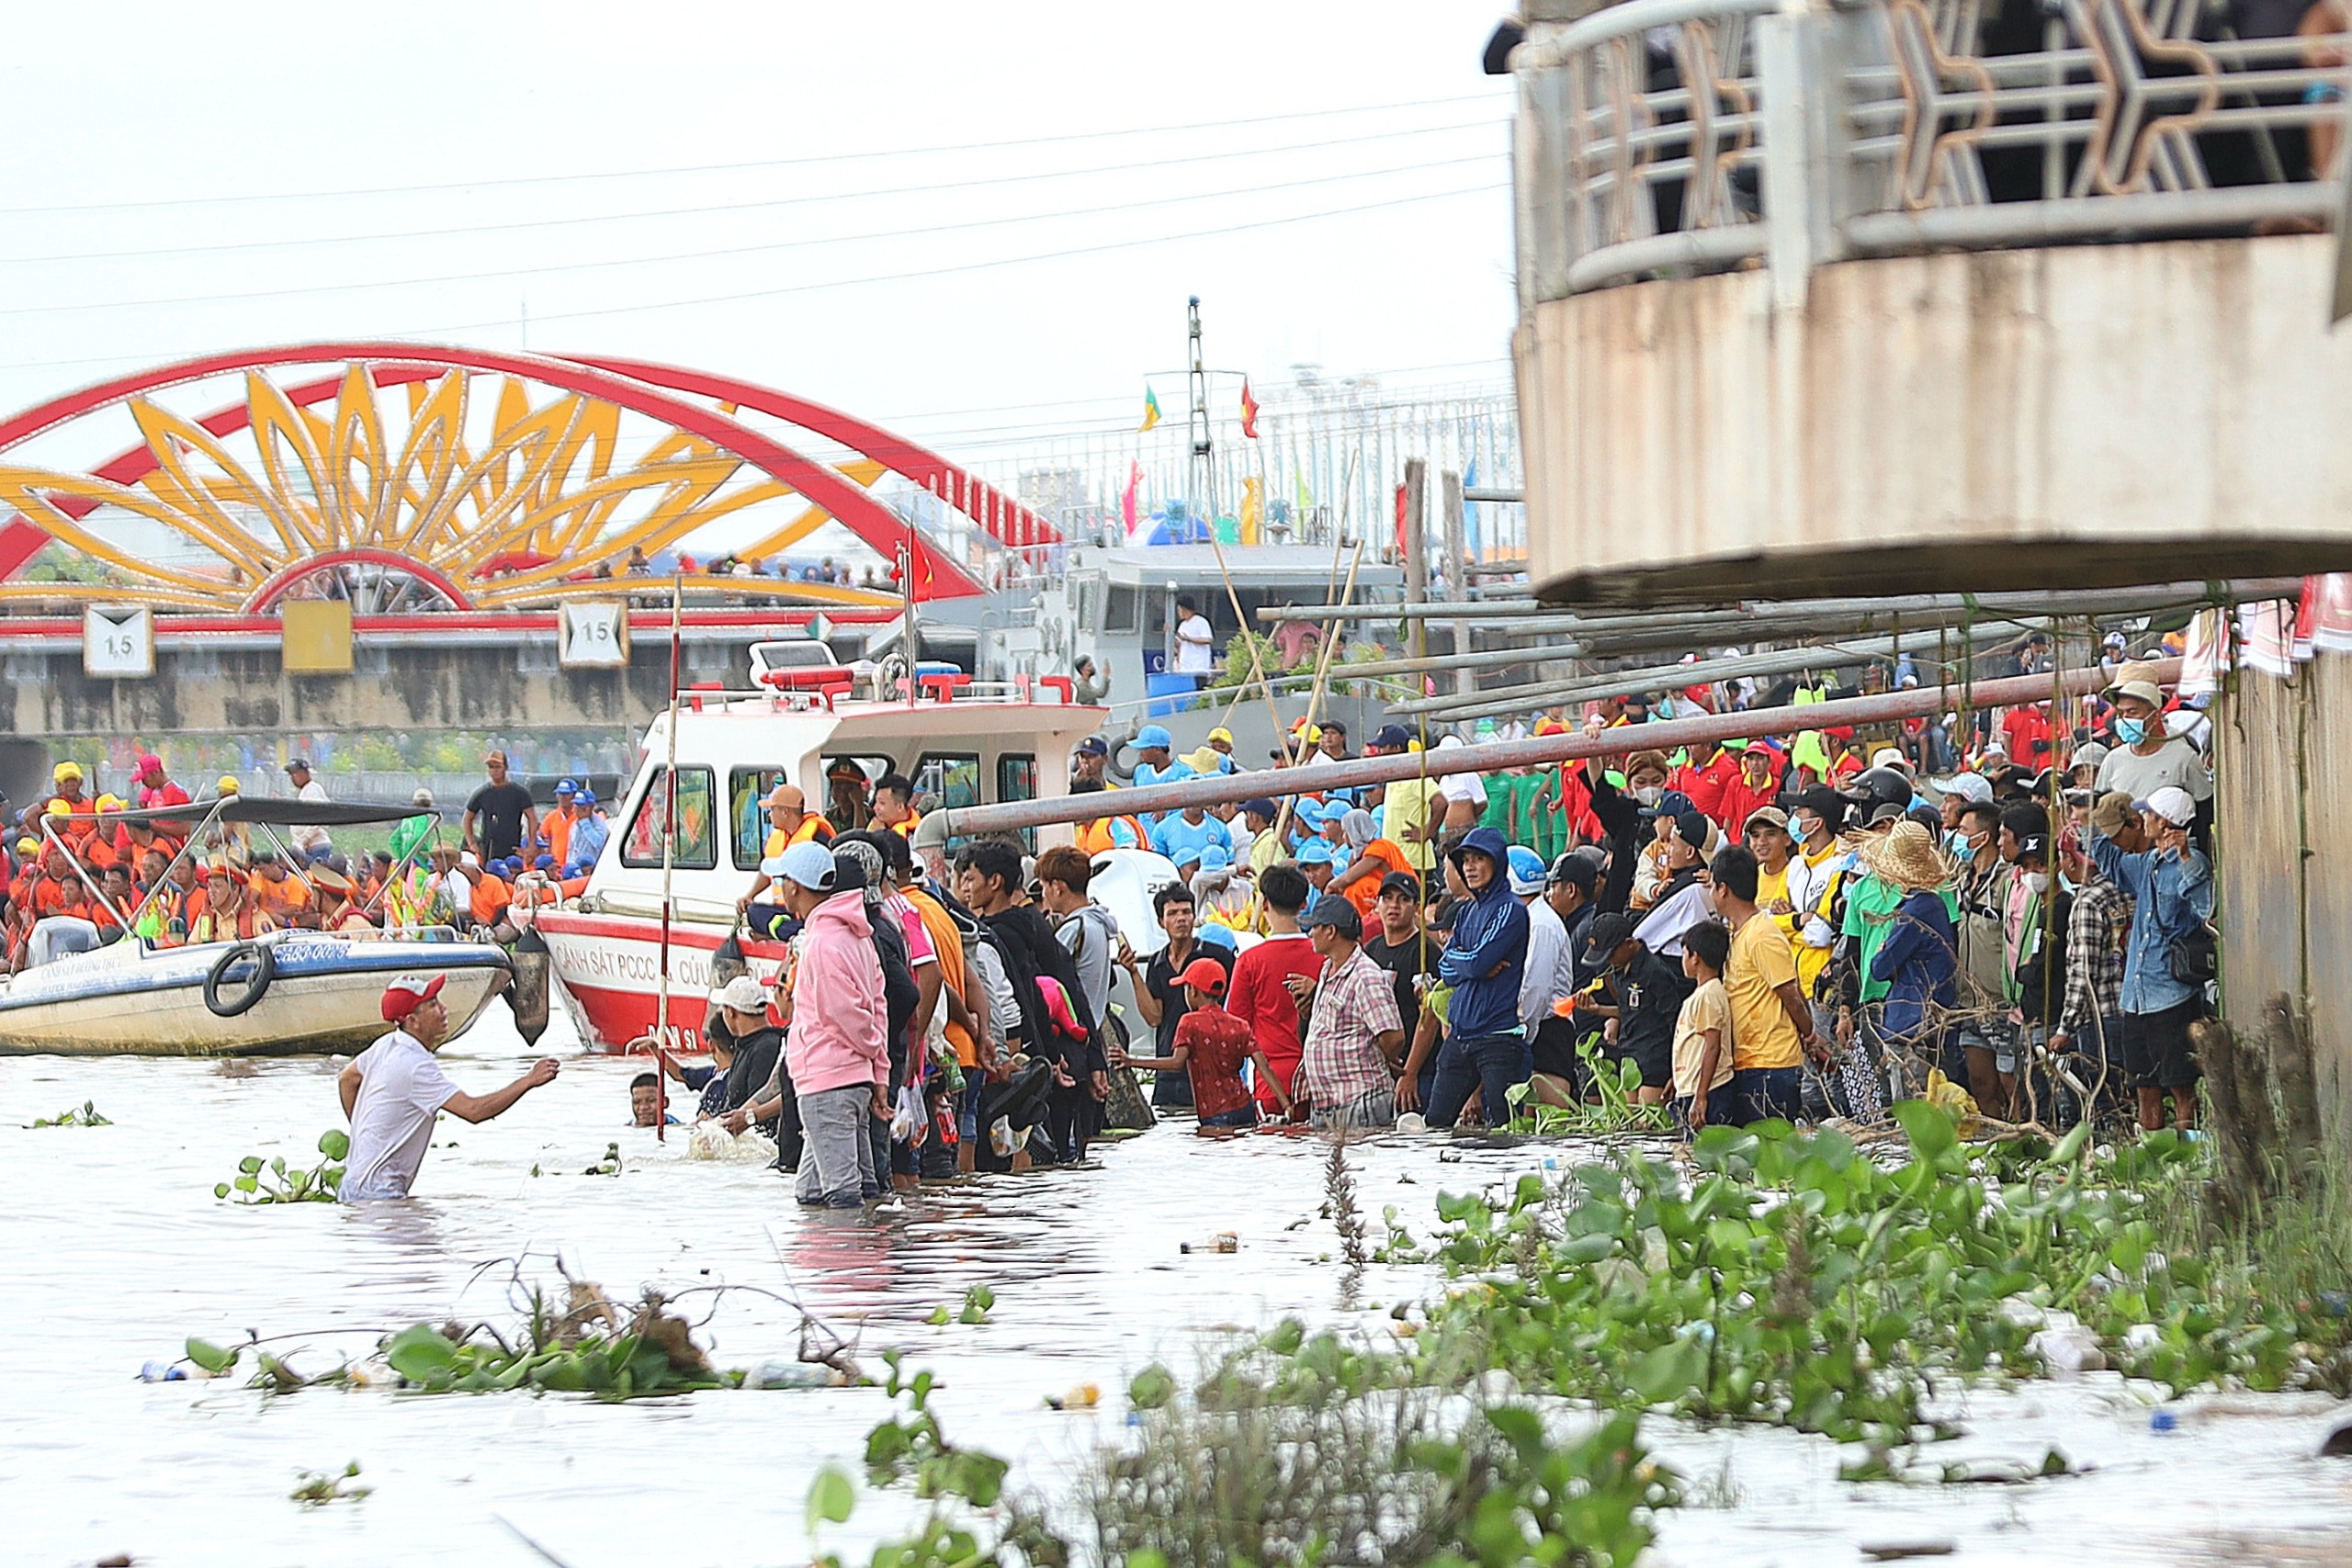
[82,797,433,829]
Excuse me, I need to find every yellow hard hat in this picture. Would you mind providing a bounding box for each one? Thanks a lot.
[217,775,242,794]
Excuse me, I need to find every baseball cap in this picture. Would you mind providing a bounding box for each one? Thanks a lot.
[1929,773,1993,805]
[1546,853,1598,894]
[1077,736,1109,757]
[52,761,82,782]
[1296,839,1334,866]
[1242,797,1278,819]
[1506,844,1547,896]
[775,840,838,892]
[1370,723,1413,750]
[1135,724,1173,751]
[1302,895,1363,939]
[380,973,447,1022]
[2071,742,2110,772]
[575,788,597,807]
[2144,786,2197,827]
[1199,844,1230,872]
[1867,801,1907,825]
[1871,747,1909,771]
[555,778,579,795]
[134,752,163,774]
[1742,805,1791,835]
[1672,810,1715,852]
[717,975,769,1014]
[1206,727,1235,745]
[1580,911,1637,966]
[1378,870,1422,899]
[1178,956,1229,996]
[284,758,311,773]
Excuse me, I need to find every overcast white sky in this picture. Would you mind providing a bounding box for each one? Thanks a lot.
[0,2,1518,464]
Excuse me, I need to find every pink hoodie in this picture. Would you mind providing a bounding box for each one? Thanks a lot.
[786,890,888,1095]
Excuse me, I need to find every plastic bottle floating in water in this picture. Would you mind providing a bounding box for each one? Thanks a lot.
[1180,1231,1239,1255]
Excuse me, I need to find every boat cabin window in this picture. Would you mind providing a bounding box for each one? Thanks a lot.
[1102,584,1139,634]
[914,751,981,815]
[821,754,893,836]
[727,766,792,872]
[996,752,1038,852]
[620,766,718,871]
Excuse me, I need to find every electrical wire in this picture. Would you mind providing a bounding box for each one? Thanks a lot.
[0,92,1508,217]
[0,118,1508,267]
[0,159,1500,320]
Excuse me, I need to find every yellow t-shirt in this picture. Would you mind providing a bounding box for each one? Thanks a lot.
[1725,913,1804,1070]
[1671,977,1736,1099]
[1383,776,1441,872]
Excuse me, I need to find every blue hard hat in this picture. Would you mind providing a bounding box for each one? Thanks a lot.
[1507,844,1548,897]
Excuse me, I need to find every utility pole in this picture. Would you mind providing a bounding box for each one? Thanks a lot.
[1187,296,1214,531]
[1402,457,1430,661]
[1441,468,1471,694]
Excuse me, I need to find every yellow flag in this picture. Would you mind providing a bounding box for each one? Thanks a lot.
[1139,387,1162,433]
[1239,477,1262,545]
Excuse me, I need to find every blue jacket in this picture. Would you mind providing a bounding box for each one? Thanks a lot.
[1867,888,1958,1043]
[2087,829,2213,1015]
[1437,827,1530,1039]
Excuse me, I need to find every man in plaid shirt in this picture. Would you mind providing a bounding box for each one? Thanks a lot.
[1296,896,1406,1128]
[2050,818,2133,1124]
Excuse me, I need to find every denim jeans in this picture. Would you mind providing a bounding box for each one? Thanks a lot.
[1200,1103,1261,1129]
[796,1084,878,1208]
[1427,1030,1533,1130]
[1732,1066,1802,1125]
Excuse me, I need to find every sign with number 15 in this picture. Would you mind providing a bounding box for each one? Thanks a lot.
[559,601,629,668]
[84,605,153,678]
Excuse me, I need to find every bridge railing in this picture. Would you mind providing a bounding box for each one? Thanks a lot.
[1513,0,2352,307]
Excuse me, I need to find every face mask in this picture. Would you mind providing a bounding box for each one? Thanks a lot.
[2059,872,2080,894]
[1952,837,1976,864]
[1632,785,1665,807]
[2115,717,2147,746]
[2023,871,2050,895]
[1792,816,1819,840]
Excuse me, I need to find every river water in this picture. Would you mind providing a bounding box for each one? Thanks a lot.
[6,1009,2352,1566]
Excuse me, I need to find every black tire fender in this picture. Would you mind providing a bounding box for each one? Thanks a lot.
[203,941,276,1018]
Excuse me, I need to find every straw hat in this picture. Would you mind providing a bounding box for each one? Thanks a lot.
[1859,820,1949,892]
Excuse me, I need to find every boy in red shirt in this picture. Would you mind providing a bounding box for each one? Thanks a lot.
[1222,863,1322,1113]
[1113,956,1293,1127]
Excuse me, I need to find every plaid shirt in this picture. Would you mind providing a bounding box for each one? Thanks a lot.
[2056,877,2131,1037]
[1302,945,1404,1111]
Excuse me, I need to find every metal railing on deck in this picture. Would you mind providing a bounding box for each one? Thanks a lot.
[1513,0,2352,303]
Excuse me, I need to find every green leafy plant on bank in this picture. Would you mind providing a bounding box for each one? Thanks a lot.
[1395,1108,2352,1473]
[215,1129,347,1203]
[1503,1041,1674,1137]
[28,1100,112,1127]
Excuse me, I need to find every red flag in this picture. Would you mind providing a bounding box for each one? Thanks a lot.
[1239,378,1261,439]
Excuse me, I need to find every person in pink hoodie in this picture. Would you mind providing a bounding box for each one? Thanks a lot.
[773,840,888,1207]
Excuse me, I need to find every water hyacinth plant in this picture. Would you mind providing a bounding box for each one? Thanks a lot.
[215,1129,347,1203]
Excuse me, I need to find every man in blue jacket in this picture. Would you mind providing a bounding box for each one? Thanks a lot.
[1428,826,1532,1128]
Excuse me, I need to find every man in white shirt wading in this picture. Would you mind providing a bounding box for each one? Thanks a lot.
[339,975,560,1201]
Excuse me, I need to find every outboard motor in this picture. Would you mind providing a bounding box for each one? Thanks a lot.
[508,927,551,1046]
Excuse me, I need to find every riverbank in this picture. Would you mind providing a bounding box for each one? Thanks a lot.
[6,1013,2352,1565]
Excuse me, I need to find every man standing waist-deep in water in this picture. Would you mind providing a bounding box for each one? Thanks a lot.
[339,975,560,1201]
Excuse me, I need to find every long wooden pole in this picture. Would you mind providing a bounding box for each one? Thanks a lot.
[651,573,682,1142]
[939,659,2177,837]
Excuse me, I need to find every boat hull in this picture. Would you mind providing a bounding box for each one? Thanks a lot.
[0,936,512,1057]
[535,910,786,1054]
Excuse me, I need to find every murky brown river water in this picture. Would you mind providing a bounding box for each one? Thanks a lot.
[7,1008,2352,1566]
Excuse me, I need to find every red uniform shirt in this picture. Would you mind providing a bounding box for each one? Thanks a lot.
[1224,932,1320,1111]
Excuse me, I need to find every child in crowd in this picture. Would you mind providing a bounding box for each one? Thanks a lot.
[1671,919,1736,1134]
[1111,956,1293,1128]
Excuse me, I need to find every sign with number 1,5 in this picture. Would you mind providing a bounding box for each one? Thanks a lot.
[85,605,153,678]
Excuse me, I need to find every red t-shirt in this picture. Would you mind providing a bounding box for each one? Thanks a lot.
[1173,1006,1256,1121]
[1225,932,1320,1111]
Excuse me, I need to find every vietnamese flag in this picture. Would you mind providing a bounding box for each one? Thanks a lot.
[1239,378,1261,439]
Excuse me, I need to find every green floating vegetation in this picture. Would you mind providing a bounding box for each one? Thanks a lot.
[288,1461,370,1508]
[1504,1041,1672,1136]
[216,1130,347,1203]
[923,1285,996,1327]
[1398,1108,2352,1468]
[28,1100,112,1128]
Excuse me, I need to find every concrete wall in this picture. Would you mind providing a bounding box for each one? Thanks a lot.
[0,637,746,741]
[1520,234,2352,604]
[2215,659,2352,1142]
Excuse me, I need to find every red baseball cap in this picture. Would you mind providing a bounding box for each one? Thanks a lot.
[1178,957,1228,997]
[381,973,448,1021]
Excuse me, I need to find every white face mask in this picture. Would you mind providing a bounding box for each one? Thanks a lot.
[2023,871,2050,895]
[1632,784,1665,807]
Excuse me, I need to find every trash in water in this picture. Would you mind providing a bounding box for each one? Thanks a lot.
[687,1122,779,1163]
[1180,1231,1239,1255]
[1044,1382,1100,1410]
[744,1360,840,1390]
[1859,1545,1955,1562]
[137,1361,186,1382]
[2151,1408,2179,1433]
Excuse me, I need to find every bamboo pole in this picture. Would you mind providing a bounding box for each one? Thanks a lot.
[651,574,682,1142]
